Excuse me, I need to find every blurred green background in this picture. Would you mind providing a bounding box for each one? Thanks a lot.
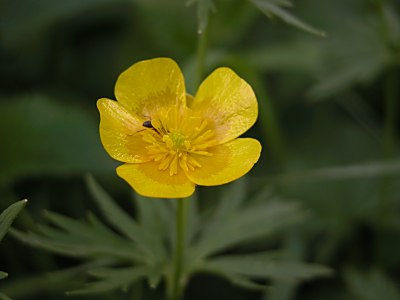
[1,0,400,299]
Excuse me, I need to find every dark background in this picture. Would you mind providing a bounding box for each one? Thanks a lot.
[1,0,400,299]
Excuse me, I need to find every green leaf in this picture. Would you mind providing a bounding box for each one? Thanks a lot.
[249,0,325,36]
[133,193,174,247]
[197,178,248,242]
[86,175,165,262]
[381,3,400,47]
[11,215,143,261]
[308,17,387,100]
[196,264,269,291]
[275,160,400,184]
[194,200,306,257]
[0,293,12,300]
[0,272,8,280]
[205,252,332,281]
[0,95,114,184]
[243,40,322,73]
[67,266,148,295]
[0,260,113,299]
[0,200,27,242]
[345,268,400,300]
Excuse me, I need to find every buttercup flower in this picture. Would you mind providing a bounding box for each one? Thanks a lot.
[98,58,261,198]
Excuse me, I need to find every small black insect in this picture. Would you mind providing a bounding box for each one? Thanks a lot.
[142,120,154,129]
[142,120,159,134]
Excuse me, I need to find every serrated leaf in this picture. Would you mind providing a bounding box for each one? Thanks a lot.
[194,200,306,257]
[0,260,113,299]
[249,0,325,36]
[133,193,174,245]
[194,262,269,291]
[345,268,400,300]
[0,200,27,242]
[197,178,247,242]
[0,272,8,280]
[275,160,400,184]
[308,18,387,100]
[11,225,142,262]
[68,266,148,295]
[86,175,165,262]
[205,253,332,281]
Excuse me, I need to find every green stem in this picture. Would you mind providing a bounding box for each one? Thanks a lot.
[380,69,398,219]
[171,198,187,300]
[195,25,208,88]
[383,70,398,158]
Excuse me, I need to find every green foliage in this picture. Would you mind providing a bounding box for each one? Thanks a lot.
[0,200,26,299]
[0,95,115,185]
[0,200,27,243]
[345,268,400,300]
[11,177,330,296]
[248,0,325,36]
[1,0,400,299]
[186,0,325,37]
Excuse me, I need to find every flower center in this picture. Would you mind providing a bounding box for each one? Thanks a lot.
[140,109,217,176]
[164,131,188,151]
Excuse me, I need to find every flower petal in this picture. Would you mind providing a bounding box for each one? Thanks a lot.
[97,98,151,163]
[191,68,258,144]
[186,138,261,186]
[115,57,186,120]
[117,162,196,198]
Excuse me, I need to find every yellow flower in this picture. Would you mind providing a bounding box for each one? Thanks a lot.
[97,58,261,198]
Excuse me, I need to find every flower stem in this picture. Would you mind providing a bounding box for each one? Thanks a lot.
[195,25,208,89]
[171,198,187,300]
[380,69,398,219]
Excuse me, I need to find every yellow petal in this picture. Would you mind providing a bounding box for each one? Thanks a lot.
[115,57,186,120]
[186,93,194,107]
[191,68,258,144]
[186,138,261,186]
[117,162,196,198]
[97,98,151,163]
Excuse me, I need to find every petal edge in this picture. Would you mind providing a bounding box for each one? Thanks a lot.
[186,138,261,186]
[117,162,196,198]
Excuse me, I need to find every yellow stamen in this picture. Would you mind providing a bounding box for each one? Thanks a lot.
[140,108,216,176]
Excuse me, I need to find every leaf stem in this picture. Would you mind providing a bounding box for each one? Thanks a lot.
[171,198,187,300]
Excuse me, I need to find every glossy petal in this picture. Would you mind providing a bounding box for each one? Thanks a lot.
[191,68,258,144]
[186,138,261,186]
[117,162,195,198]
[97,98,151,163]
[115,58,186,120]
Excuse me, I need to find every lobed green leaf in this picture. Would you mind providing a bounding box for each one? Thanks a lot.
[205,253,332,281]
[0,200,27,243]
[249,0,325,36]
[0,272,8,280]
[86,175,166,262]
[345,268,400,300]
[67,266,148,295]
[194,200,307,257]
